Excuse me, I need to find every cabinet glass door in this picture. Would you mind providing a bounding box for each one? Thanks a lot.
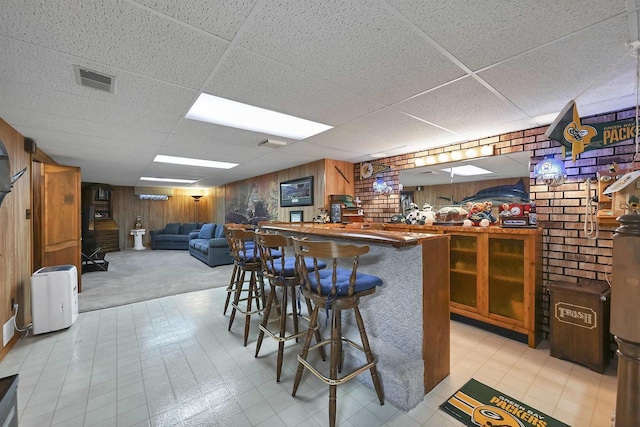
[449,234,478,309]
[488,237,525,321]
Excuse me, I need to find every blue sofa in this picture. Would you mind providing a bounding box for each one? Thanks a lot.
[150,222,201,250]
[188,223,233,267]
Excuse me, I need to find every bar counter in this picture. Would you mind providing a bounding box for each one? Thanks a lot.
[258,222,450,411]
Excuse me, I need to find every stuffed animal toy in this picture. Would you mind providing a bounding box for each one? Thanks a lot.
[465,202,492,226]
[483,201,498,224]
[405,202,420,224]
[419,203,437,225]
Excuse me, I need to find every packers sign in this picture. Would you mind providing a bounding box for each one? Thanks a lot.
[441,379,569,427]
[545,100,638,162]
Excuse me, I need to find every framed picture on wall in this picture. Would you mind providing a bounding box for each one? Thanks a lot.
[289,210,303,222]
[280,176,314,207]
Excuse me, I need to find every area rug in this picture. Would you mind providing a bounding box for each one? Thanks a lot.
[78,249,234,312]
[440,378,569,427]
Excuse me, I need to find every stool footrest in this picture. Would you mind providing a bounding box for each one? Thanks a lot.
[231,303,265,316]
[298,337,377,386]
[258,314,319,343]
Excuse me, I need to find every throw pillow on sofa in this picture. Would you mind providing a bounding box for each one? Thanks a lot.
[165,222,180,234]
[179,222,199,234]
[198,223,215,239]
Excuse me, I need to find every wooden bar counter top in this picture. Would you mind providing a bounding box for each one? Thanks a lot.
[258,222,450,411]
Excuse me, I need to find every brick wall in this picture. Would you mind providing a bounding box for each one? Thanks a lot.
[354,106,637,289]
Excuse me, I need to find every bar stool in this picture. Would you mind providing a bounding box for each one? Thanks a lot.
[254,231,326,382]
[226,228,267,346]
[291,237,384,427]
[222,224,253,316]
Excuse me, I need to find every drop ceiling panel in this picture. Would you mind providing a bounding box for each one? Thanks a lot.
[0,37,198,117]
[396,77,528,133]
[132,0,259,40]
[203,47,384,125]
[299,127,393,158]
[458,118,541,143]
[340,108,457,149]
[281,137,372,162]
[0,80,180,134]
[479,15,630,117]
[388,0,626,71]
[161,134,265,163]
[172,119,286,149]
[237,0,465,105]
[0,0,228,88]
[1,109,170,151]
[577,55,638,115]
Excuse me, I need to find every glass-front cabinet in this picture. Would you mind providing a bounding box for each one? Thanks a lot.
[449,234,479,310]
[444,228,542,348]
[488,236,525,322]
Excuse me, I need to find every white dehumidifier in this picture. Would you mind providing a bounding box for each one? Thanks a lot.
[31,265,78,335]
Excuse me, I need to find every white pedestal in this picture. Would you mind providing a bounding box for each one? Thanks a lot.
[130,229,146,250]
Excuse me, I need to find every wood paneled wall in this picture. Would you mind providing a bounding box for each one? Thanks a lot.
[94,159,354,250]
[109,186,218,249]
[275,159,354,222]
[0,119,32,359]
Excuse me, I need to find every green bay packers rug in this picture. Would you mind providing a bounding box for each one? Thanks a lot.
[440,378,569,427]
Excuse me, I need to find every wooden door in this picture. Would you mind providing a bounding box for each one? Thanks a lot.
[36,164,82,291]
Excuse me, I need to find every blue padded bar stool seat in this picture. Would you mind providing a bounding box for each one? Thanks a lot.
[254,231,327,382]
[227,228,273,346]
[291,237,384,427]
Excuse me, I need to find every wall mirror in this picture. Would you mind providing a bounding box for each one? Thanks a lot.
[399,151,531,215]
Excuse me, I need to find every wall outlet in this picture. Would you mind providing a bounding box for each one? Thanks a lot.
[3,317,14,347]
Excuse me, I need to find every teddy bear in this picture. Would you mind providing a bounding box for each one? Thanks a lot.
[483,201,498,224]
[464,202,492,227]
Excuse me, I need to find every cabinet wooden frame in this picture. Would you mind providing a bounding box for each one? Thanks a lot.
[446,230,542,348]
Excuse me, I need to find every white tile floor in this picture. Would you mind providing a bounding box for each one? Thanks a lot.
[0,287,617,427]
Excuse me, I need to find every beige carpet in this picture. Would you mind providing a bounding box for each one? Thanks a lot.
[78,249,233,312]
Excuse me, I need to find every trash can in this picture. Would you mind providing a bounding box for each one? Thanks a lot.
[547,281,611,373]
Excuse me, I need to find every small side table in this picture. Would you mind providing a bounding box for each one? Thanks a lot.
[130,229,146,250]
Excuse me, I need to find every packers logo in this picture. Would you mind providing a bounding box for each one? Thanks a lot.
[471,405,524,427]
[561,103,596,162]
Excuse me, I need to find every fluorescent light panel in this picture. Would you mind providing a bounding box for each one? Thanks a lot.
[154,154,237,169]
[440,165,493,176]
[186,93,332,140]
[140,177,196,184]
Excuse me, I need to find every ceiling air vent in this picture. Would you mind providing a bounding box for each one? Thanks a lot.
[74,65,115,93]
[258,139,287,149]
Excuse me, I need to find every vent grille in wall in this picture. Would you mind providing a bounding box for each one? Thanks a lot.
[74,65,115,93]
